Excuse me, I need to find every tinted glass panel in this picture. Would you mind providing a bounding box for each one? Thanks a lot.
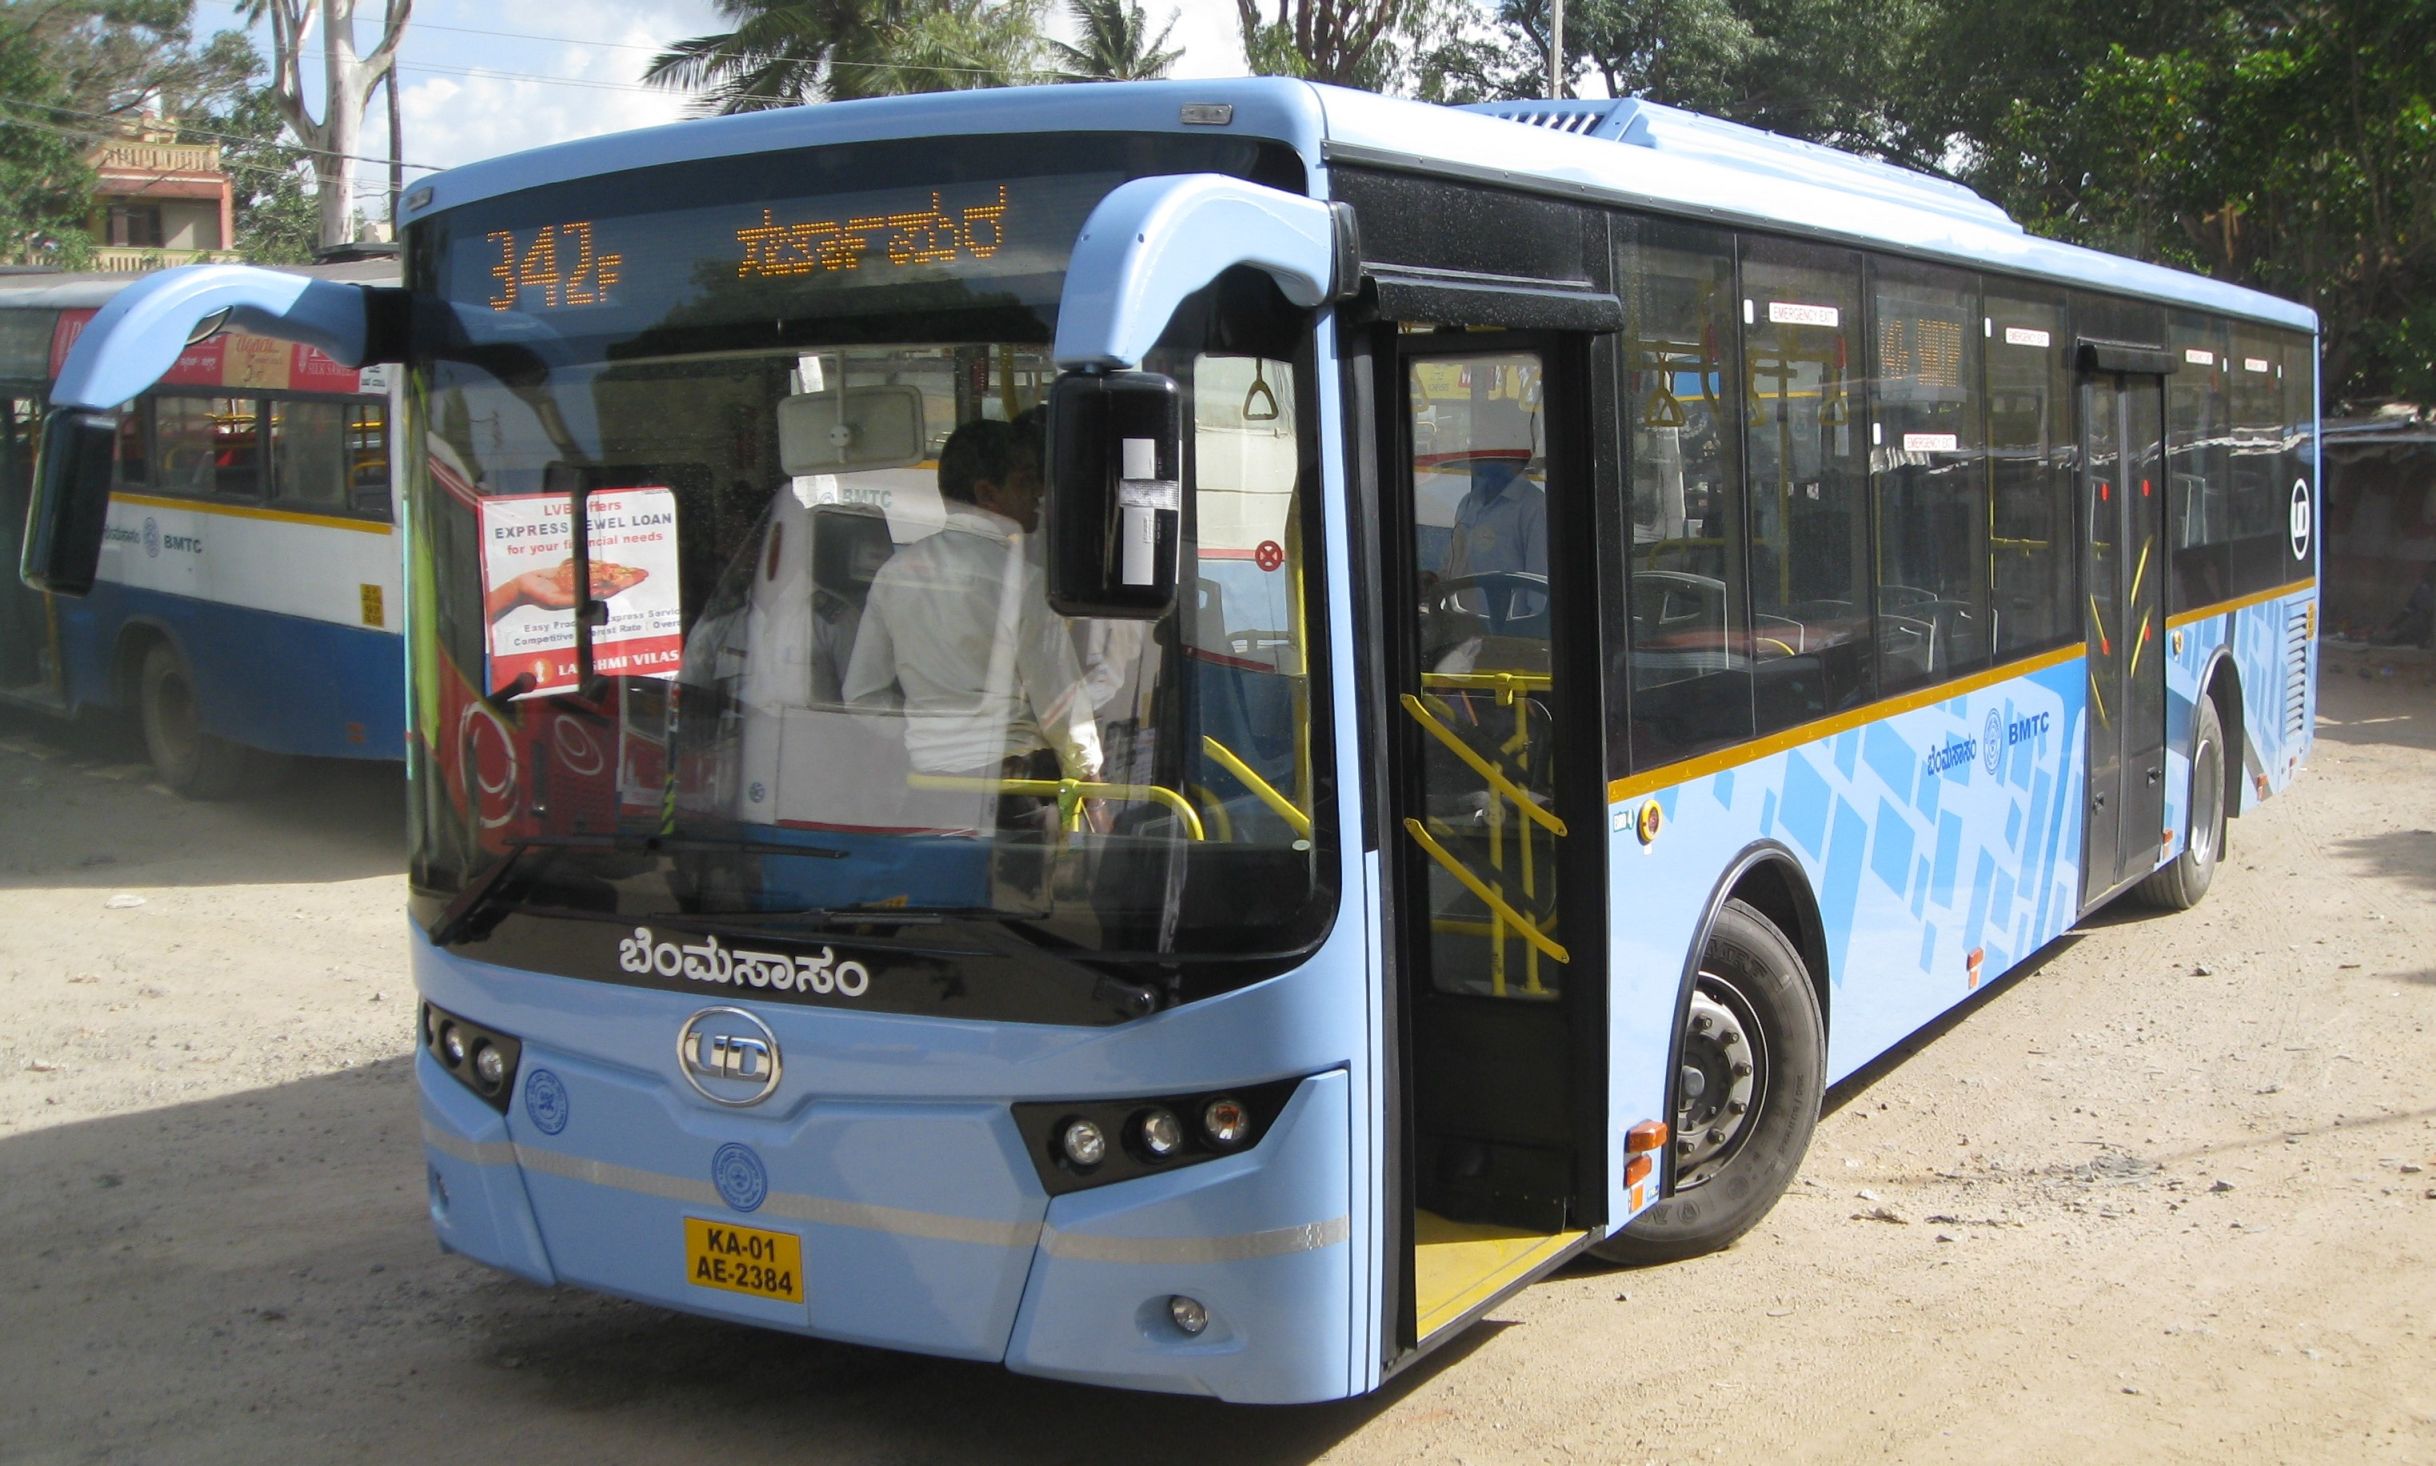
[1619,217,1752,766]
[1407,350,1564,998]
[152,395,259,498]
[349,402,391,516]
[269,399,351,509]
[1870,260,1986,688]
[2229,324,2287,592]
[1986,290,2072,654]
[2167,310,2232,608]
[1743,237,1870,726]
[2281,331,2315,580]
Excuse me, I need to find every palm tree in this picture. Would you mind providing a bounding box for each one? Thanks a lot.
[646,0,1053,114]
[1050,0,1182,81]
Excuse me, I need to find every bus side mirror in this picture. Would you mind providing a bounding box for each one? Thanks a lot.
[19,408,117,598]
[1044,369,1183,619]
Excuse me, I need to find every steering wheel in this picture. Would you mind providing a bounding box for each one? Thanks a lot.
[1423,571,1552,638]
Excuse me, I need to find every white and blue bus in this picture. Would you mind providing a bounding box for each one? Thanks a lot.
[28,81,2316,1401]
[0,261,401,794]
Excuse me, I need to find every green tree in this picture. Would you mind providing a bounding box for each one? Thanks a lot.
[0,1,258,265]
[1441,0,1924,156]
[186,69,317,263]
[646,0,1053,114]
[1233,0,1406,86]
[235,0,412,248]
[1050,0,1180,81]
[1901,0,2436,406]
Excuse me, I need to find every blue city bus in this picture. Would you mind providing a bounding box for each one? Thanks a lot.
[27,81,2316,1401]
[0,262,402,794]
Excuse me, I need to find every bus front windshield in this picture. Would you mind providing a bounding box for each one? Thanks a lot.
[403,140,1332,1019]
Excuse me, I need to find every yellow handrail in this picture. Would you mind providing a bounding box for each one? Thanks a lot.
[905,773,1206,840]
[1402,819,1570,966]
[1398,694,1566,837]
[1420,668,1553,703]
[1201,736,1313,838]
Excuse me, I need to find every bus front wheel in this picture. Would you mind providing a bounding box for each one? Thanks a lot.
[137,642,255,799]
[1593,898,1823,1265]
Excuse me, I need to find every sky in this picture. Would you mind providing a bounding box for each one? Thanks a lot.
[186,0,1262,202]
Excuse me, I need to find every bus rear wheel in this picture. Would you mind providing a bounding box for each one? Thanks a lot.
[2137,695,2225,911]
[1592,898,1823,1265]
[137,642,256,799]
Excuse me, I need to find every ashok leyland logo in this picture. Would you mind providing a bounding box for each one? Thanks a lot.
[676,1006,783,1107]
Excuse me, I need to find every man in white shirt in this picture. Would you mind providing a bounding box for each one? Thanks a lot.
[842,419,1103,816]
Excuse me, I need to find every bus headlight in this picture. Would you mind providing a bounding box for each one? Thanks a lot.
[1060,1119,1108,1170]
[1134,1107,1184,1159]
[1201,1097,1250,1148]
[1012,1077,1302,1195]
[472,1042,510,1093]
[420,1001,523,1114]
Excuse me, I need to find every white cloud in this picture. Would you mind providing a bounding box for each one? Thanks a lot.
[395,0,722,173]
[393,0,1258,178]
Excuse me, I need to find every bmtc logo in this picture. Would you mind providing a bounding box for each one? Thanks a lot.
[142,517,159,558]
[1982,709,2003,775]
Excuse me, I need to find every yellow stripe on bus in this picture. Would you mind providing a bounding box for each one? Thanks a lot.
[2164,578,2313,629]
[1606,643,2082,805]
[1606,577,2315,806]
[110,491,393,536]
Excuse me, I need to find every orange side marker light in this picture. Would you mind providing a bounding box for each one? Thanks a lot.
[1626,1120,1669,1154]
[1625,1154,1653,1188]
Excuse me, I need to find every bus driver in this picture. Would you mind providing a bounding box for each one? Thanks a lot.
[841,419,1104,827]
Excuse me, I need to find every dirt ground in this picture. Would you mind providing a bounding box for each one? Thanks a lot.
[3,654,2432,1465]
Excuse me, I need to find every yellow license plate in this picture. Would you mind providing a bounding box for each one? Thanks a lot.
[684,1218,805,1305]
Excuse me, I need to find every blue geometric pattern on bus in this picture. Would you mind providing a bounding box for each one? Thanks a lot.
[1608,593,2310,1102]
[1608,657,2087,1085]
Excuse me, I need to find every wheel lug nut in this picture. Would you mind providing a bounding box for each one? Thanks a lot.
[1675,1139,1693,1157]
[1720,1031,1739,1046]
[1707,1128,1727,1144]
[1691,1016,1712,1033]
[1732,1062,1753,1078]
[1728,1100,1748,1115]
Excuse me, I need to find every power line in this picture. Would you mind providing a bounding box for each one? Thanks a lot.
[0,92,440,172]
[0,103,379,192]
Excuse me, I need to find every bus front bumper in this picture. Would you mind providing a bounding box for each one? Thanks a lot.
[417,1053,1356,1402]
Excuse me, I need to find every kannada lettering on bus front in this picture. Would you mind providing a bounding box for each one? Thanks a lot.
[487,221,622,312]
[734,184,1009,278]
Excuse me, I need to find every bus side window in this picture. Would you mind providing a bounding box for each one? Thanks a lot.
[1867,259,1987,690]
[348,403,391,518]
[1618,215,1754,769]
[153,395,223,498]
[2168,309,2231,607]
[1742,236,1873,728]
[114,400,151,490]
[1987,290,2072,654]
[268,398,350,511]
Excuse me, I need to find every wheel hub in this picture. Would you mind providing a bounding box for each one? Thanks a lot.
[1675,982,1760,1186]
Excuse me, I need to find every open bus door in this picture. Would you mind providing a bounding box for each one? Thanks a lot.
[1376,334,1608,1355]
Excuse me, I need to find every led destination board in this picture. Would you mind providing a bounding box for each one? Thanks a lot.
[455,176,1100,328]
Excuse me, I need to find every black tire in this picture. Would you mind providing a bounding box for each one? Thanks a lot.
[2137,694,2225,911]
[1592,898,1824,1265]
[137,641,256,799]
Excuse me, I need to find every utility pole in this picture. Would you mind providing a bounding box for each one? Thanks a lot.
[1549,0,1563,98]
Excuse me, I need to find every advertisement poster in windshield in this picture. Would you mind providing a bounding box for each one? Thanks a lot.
[478,488,681,696]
